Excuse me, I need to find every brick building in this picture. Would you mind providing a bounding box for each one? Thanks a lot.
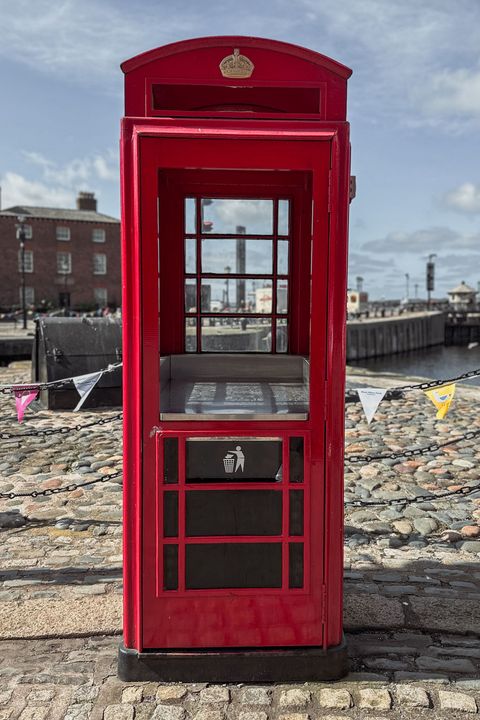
[0,192,120,311]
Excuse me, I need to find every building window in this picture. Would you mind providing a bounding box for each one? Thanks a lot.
[92,228,106,243]
[22,225,33,239]
[93,253,107,275]
[94,288,108,306]
[20,287,35,305]
[57,252,72,274]
[18,250,34,273]
[56,226,71,241]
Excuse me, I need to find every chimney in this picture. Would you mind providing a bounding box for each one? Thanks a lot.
[76,191,97,212]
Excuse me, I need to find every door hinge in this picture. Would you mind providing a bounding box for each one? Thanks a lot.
[321,584,327,623]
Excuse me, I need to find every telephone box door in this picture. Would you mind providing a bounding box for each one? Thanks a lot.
[136,132,332,649]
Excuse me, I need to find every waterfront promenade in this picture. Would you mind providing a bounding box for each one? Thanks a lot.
[0,362,479,718]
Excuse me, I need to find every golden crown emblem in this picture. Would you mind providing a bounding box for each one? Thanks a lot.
[219,48,254,78]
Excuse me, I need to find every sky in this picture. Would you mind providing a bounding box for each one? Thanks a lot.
[0,0,479,300]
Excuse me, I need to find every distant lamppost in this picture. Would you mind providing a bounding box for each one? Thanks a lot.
[16,215,28,329]
[405,273,410,301]
[224,265,231,309]
[426,254,436,308]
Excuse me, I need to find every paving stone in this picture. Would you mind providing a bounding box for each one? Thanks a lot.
[438,690,478,713]
[151,706,186,720]
[278,689,311,708]
[277,715,309,720]
[194,711,225,720]
[27,687,56,702]
[416,656,476,673]
[455,680,480,691]
[394,671,449,683]
[64,705,93,720]
[122,686,144,703]
[133,706,155,720]
[72,684,99,703]
[0,691,13,705]
[238,713,268,720]
[316,688,353,709]
[356,688,392,710]
[199,687,230,704]
[394,685,430,707]
[103,705,135,720]
[238,687,271,705]
[156,686,188,702]
[18,709,50,720]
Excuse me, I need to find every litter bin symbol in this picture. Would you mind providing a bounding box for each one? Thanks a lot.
[223,454,235,473]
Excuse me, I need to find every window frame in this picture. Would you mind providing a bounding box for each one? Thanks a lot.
[93,253,107,275]
[92,228,106,243]
[18,249,34,273]
[56,226,71,242]
[56,251,72,275]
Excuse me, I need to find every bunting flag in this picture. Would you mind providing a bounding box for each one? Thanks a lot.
[14,388,40,423]
[73,371,103,412]
[424,383,456,419]
[356,388,387,424]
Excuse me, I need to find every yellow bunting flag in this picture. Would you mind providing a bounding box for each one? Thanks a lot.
[424,384,456,419]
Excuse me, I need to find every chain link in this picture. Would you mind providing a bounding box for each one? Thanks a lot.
[346,427,480,463]
[390,367,480,392]
[346,482,479,508]
[0,469,123,499]
[0,412,123,440]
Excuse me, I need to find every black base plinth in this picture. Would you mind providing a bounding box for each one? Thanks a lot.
[118,638,348,682]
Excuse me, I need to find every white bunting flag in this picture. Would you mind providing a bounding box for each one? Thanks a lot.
[73,371,103,412]
[356,388,387,424]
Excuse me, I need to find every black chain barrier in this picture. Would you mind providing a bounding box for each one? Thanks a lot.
[346,428,480,463]
[0,469,123,500]
[0,412,123,440]
[345,483,480,508]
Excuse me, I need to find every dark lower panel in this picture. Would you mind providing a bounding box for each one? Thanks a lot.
[118,638,348,682]
[185,542,282,589]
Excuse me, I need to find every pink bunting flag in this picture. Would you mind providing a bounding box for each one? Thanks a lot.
[13,388,40,423]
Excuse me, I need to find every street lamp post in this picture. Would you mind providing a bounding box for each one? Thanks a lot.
[405,273,410,303]
[16,215,27,330]
[224,265,231,309]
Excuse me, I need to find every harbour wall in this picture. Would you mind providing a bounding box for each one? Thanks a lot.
[346,311,445,361]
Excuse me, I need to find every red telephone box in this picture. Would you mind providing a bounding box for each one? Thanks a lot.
[119,36,352,682]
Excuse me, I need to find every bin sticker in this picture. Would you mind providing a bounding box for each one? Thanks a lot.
[223,445,245,474]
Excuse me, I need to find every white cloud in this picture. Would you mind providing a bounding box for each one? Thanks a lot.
[363,226,480,254]
[0,172,73,209]
[444,182,480,214]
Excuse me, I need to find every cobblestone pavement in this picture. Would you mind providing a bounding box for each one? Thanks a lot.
[0,363,479,717]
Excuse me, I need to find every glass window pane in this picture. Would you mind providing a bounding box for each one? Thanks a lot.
[163,438,179,484]
[202,199,274,235]
[185,318,197,352]
[185,238,196,273]
[186,438,283,481]
[186,543,282,589]
[289,437,304,483]
[277,240,289,275]
[164,492,179,537]
[184,198,196,234]
[278,200,290,235]
[201,317,272,352]
[277,279,288,314]
[276,318,288,353]
[201,279,272,313]
[163,545,178,590]
[289,543,304,589]
[202,238,272,275]
[289,490,304,536]
[185,279,197,313]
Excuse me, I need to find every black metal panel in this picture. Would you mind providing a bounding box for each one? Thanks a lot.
[185,543,282,589]
[289,542,304,589]
[164,438,179,484]
[186,439,282,481]
[289,490,304,536]
[163,492,179,537]
[186,490,282,536]
[32,317,122,409]
[163,545,178,590]
[289,437,304,482]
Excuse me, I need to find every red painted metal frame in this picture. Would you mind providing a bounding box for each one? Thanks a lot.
[121,36,351,655]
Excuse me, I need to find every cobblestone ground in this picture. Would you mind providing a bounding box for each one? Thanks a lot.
[0,362,479,718]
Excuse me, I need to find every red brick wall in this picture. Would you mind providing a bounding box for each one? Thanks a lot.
[0,216,121,310]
